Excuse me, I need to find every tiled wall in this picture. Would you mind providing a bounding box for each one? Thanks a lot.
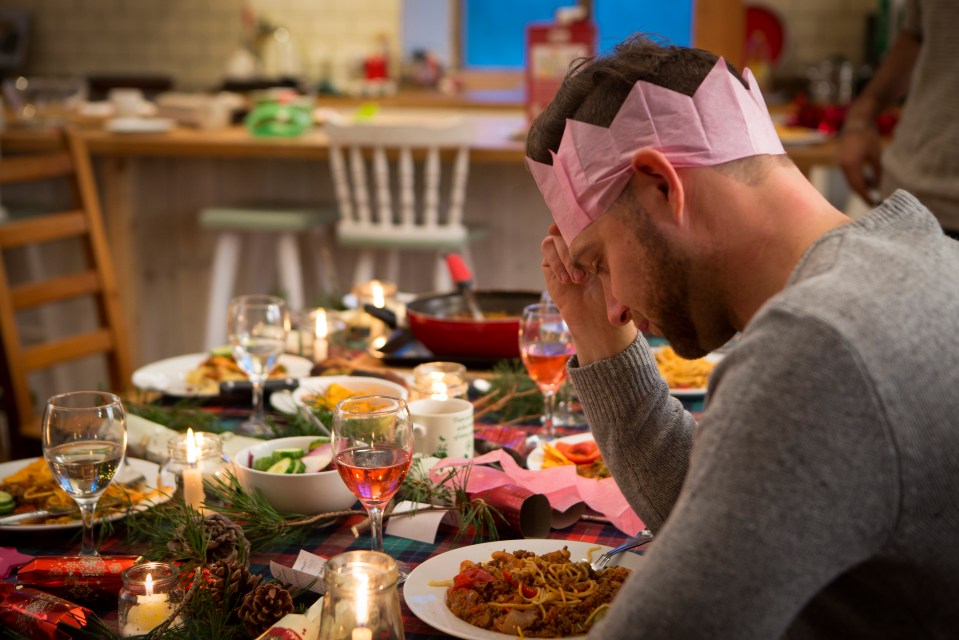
[5,0,882,92]
[758,0,882,71]
[4,0,401,92]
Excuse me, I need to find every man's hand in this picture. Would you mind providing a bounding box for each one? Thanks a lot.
[837,126,882,206]
[540,224,635,365]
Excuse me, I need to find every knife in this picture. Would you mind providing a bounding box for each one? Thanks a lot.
[219,377,300,394]
[0,509,78,525]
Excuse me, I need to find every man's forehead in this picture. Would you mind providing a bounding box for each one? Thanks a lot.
[568,223,601,268]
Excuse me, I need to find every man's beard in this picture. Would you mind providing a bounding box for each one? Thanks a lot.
[628,211,706,359]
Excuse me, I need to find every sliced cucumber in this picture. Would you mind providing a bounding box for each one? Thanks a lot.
[266,458,294,474]
[254,453,280,471]
[273,448,305,459]
[0,490,14,514]
[308,438,330,450]
[290,459,307,474]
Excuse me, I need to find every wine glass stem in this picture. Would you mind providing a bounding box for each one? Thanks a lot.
[367,504,385,553]
[542,390,558,439]
[251,378,265,422]
[77,500,99,556]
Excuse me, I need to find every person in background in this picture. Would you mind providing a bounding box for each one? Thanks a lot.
[838,0,959,237]
[526,35,959,638]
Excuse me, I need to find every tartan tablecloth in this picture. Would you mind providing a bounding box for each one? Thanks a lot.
[3,421,640,639]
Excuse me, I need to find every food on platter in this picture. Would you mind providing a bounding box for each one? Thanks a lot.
[184,348,289,394]
[248,439,334,474]
[438,546,631,637]
[299,382,376,411]
[0,459,169,525]
[654,345,716,390]
[541,440,610,480]
[774,124,828,144]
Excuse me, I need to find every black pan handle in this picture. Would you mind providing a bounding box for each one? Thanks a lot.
[363,303,399,329]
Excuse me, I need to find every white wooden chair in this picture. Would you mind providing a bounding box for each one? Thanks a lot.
[324,116,483,291]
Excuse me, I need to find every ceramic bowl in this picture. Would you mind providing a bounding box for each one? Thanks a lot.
[232,436,356,515]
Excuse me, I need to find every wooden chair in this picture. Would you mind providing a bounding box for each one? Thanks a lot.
[325,116,485,291]
[0,130,131,459]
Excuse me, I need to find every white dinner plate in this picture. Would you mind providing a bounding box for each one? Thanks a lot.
[404,539,644,640]
[131,352,313,397]
[652,347,723,397]
[104,117,174,133]
[0,457,173,532]
[269,375,409,414]
[526,432,596,472]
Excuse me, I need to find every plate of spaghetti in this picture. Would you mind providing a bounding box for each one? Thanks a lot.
[404,539,640,639]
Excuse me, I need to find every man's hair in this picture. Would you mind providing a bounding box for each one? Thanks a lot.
[526,35,748,165]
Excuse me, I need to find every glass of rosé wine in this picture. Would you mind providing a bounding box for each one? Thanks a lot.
[519,303,576,441]
[332,394,414,581]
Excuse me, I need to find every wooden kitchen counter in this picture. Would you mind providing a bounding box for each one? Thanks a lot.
[1,111,838,174]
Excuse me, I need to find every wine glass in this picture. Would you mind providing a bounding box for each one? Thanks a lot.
[519,302,576,441]
[41,391,127,556]
[227,294,289,436]
[332,395,414,582]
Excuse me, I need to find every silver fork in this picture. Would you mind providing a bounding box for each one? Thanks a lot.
[591,529,654,570]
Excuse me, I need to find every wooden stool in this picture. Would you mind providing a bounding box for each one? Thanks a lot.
[200,203,338,349]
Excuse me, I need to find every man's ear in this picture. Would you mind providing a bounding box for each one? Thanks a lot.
[628,148,685,227]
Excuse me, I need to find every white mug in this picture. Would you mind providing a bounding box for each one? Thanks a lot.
[409,398,474,459]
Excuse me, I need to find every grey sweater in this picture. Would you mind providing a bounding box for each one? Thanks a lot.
[572,191,959,639]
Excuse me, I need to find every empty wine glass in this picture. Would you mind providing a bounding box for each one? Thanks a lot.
[519,303,576,441]
[227,294,289,436]
[41,391,127,556]
[332,395,414,582]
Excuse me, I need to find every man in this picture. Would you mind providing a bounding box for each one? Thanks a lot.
[838,0,959,235]
[527,36,959,638]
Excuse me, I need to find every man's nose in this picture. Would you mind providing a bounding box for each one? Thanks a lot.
[606,296,632,326]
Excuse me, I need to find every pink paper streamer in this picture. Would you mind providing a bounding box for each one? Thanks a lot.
[431,450,645,536]
[0,547,34,579]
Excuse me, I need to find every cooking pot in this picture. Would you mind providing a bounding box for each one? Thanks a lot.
[392,290,541,359]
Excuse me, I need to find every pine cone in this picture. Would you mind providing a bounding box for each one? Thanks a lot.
[238,583,294,637]
[207,559,262,606]
[167,513,250,563]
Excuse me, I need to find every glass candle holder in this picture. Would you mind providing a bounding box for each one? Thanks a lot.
[319,551,404,640]
[160,429,230,510]
[352,279,397,311]
[410,361,469,401]
[286,308,349,363]
[118,562,182,637]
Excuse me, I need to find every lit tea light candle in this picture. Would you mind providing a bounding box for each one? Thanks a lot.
[122,572,175,637]
[370,280,385,308]
[182,428,205,510]
[313,308,329,362]
[352,571,372,640]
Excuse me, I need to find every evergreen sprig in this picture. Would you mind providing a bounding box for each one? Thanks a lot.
[203,472,365,549]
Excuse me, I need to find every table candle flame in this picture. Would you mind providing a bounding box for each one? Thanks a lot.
[314,309,329,362]
[186,428,197,465]
[352,570,371,640]
[370,280,385,308]
[145,573,154,597]
[183,428,205,510]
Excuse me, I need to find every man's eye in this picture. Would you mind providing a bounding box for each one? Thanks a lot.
[592,260,605,275]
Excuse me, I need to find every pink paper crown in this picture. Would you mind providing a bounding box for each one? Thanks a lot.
[527,58,785,244]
